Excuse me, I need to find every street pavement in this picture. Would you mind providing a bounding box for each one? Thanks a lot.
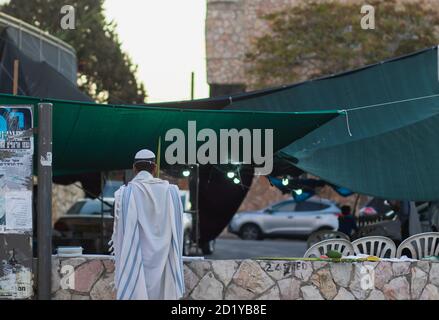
[208,238,308,260]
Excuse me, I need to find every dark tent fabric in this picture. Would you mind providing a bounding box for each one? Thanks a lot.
[225,46,439,201]
[198,164,255,243]
[0,93,338,176]
[0,27,92,102]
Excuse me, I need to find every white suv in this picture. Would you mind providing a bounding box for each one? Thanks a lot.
[228,198,340,240]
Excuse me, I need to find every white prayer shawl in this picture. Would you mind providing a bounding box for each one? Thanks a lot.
[110,171,185,300]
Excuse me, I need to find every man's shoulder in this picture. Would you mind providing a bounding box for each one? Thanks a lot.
[168,183,179,191]
[114,184,126,197]
[128,178,174,193]
[168,184,181,194]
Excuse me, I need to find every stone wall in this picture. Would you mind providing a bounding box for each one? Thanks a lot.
[206,0,439,88]
[51,256,439,300]
[52,184,84,225]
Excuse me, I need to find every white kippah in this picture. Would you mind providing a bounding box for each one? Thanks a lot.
[134,149,156,160]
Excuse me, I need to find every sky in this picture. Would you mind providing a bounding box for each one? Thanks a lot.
[104,0,209,103]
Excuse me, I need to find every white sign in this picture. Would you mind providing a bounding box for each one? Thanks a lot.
[5,191,32,231]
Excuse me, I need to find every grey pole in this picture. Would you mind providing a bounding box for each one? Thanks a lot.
[100,172,105,253]
[193,164,201,255]
[191,72,195,100]
[37,103,53,300]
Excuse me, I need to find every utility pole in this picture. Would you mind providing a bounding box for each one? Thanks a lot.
[37,103,53,300]
[191,72,195,100]
[13,59,19,95]
[193,164,200,255]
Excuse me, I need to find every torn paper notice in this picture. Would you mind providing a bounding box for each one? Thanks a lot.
[5,191,32,231]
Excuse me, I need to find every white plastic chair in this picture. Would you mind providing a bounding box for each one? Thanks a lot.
[396,232,439,259]
[352,236,396,258]
[304,239,354,258]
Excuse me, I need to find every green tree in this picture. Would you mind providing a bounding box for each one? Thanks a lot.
[1,0,147,104]
[246,0,439,89]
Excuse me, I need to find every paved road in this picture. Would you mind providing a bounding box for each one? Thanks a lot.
[209,238,308,260]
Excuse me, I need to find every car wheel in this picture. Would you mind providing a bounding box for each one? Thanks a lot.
[201,240,215,255]
[183,231,191,256]
[240,224,262,240]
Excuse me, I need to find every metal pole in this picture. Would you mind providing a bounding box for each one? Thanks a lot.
[13,59,19,95]
[194,164,201,255]
[190,72,195,100]
[37,103,53,300]
[100,172,104,254]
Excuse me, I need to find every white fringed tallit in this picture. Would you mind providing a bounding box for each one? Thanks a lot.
[110,171,185,300]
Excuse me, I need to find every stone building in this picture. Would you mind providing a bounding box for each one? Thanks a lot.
[206,0,437,94]
[206,0,363,212]
[205,0,438,213]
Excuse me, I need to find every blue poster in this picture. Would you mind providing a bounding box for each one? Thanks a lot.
[0,106,33,300]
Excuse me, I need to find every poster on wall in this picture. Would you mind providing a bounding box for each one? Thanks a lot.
[0,106,33,233]
[0,234,33,299]
[0,106,33,299]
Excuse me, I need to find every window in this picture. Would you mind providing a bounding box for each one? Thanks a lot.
[66,201,86,214]
[272,201,296,212]
[102,181,123,198]
[79,200,112,215]
[295,202,329,212]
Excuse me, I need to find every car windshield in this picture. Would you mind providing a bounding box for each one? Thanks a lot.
[102,180,123,198]
[271,201,296,212]
[67,200,112,215]
[268,200,330,212]
[66,201,86,214]
[295,201,330,212]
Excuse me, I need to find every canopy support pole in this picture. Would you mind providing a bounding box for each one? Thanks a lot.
[192,164,201,255]
[13,59,19,95]
[37,103,53,300]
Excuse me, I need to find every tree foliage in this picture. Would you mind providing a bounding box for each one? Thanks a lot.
[246,0,439,89]
[1,0,147,103]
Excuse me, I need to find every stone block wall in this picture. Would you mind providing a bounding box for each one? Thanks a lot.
[206,0,439,219]
[206,0,439,89]
[52,184,84,225]
[51,256,439,300]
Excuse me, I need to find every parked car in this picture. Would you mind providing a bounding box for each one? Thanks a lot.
[53,198,114,254]
[228,197,341,240]
[53,195,193,255]
[354,199,434,243]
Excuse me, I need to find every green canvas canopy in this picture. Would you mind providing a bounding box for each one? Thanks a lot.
[0,93,339,176]
[227,46,439,201]
[3,47,438,204]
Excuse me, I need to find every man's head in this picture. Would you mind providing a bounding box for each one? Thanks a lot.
[133,149,157,175]
[341,205,351,216]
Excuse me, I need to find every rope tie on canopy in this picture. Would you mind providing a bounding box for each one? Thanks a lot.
[343,92,439,112]
[340,109,353,137]
[337,92,439,137]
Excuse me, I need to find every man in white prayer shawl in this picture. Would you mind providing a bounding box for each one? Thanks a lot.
[110,149,185,300]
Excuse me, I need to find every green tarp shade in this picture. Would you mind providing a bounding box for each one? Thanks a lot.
[227,46,439,201]
[0,93,338,176]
